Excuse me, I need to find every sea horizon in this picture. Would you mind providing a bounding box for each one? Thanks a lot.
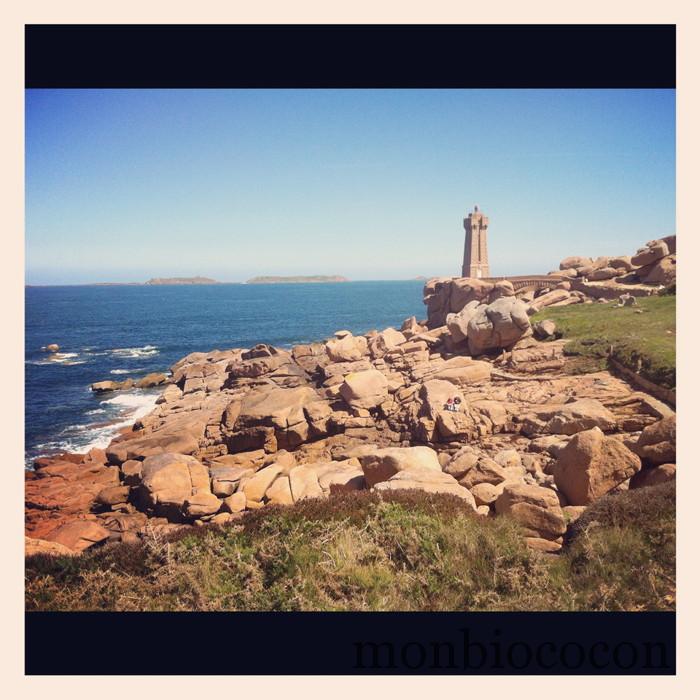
[25,278,432,287]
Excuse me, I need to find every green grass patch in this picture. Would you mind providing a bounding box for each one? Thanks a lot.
[25,486,675,612]
[532,295,675,389]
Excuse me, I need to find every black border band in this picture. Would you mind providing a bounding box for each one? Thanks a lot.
[25,24,675,89]
[26,611,675,675]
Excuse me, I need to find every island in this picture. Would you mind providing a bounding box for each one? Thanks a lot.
[246,275,350,284]
[145,277,221,285]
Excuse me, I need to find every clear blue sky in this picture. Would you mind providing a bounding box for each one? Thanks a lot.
[25,89,675,284]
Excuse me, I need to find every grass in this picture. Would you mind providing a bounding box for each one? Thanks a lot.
[25,484,675,612]
[532,295,675,389]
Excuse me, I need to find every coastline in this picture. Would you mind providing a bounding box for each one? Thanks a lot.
[25,389,161,469]
[25,263,675,559]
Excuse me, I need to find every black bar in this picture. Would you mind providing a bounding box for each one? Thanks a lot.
[26,611,675,675]
[25,25,675,89]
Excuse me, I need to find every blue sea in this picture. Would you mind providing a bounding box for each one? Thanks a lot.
[25,281,426,466]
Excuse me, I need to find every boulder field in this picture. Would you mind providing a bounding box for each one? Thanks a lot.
[25,329,675,557]
[25,244,676,557]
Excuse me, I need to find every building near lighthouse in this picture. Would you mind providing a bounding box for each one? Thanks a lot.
[462,205,490,278]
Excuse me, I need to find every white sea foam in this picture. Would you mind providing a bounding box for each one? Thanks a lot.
[31,423,126,458]
[80,345,159,359]
[109,345,159,359]
[109,368,136,375]
[73,391,159,453]
[75,392,159,451]
[100,392,158,416]
[28,390,160,467]
[26,352,86,366]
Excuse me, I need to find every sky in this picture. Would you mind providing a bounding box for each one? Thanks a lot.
[25,89,675,284]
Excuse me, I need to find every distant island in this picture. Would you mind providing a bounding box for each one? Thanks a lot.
[246,275,350,284]
[27,278,225,287]
[145,277,221,285]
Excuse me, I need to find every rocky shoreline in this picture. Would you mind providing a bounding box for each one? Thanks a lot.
[25,237,676,557]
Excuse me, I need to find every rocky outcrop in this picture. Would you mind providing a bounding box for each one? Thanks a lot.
[26,249,677,555]
[373,468,477,507]
[26,452,119,540]
[326,334,368,362]
[642,255,676,285]
[631,240,670,268]
[423,277,493,328]
[25,536,76,557]
[138,453,213,519]
[368,327,407,359]
[106,430,200,464]
[527,289,574,312]
[629,462,676,489]
[464,297,532,355]
[91,379,133,393]
[533,320,557,339]
[359,446,442,487]
[42,520,112,552]
[458,456,508,489]
[135,372,168,389]
[424,234,676,342]
[91,372,170,393]
[632,416,676,465]
[553,427,641,505]
[27,345,672,553]
[518,399,617,436]
[339,370,389,410]
[559,256,593,272]
[419,356,492,386]
[495,484,567,551]
[227,386,322,452]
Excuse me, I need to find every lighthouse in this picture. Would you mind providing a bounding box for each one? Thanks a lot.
[461,204,490,278]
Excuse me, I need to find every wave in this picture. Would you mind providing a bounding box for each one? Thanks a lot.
[109,368,141,375]
[100,392,159,416]
[27,390,160,467]
[30,422,127,461]
[26,352,86,366]
[109,345,159,359]
[78,345,159,359]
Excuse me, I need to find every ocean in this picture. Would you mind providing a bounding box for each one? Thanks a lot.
[25,280,426,466]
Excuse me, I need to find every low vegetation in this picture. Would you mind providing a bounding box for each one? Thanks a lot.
[532,296,675,389]
[26,484,675,612]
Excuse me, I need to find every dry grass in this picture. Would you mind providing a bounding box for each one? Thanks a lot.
[25,486,675,612]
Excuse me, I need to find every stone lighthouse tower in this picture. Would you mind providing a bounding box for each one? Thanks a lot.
[461,204,490,278]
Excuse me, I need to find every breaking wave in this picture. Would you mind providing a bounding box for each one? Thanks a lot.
[26,390,160,468]
[27,352,86,366]
[108,345,159,358]
[100,391,159,418]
